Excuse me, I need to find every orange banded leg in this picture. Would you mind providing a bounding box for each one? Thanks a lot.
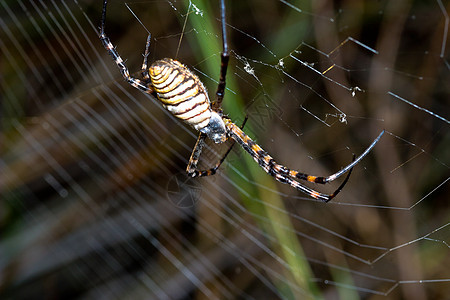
[225,121,382,201]
[248,128,383,185]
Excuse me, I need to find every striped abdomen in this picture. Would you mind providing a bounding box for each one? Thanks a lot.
[149,58,212,131]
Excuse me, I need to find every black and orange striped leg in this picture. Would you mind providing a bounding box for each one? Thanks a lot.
[286,130,384,185]
[225,121,383,202]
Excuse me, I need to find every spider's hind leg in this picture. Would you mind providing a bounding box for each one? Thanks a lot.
[212,0,229,112]
[141,34,152,80]
[99,0,153,94]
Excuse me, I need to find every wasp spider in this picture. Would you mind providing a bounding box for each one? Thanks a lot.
[99,0,384,202]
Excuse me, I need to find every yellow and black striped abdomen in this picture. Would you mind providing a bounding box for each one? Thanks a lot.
[149,58,212,131]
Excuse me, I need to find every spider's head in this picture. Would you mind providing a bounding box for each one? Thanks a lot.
[201,112,227,144]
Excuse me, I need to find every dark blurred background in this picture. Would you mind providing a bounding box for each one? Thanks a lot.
[1,0,448,299]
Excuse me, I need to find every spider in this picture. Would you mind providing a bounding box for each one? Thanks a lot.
[99,0,384,202]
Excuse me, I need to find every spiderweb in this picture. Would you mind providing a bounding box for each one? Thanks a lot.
[1,0,449,299]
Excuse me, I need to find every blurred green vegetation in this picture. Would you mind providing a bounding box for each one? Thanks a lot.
[0,0,448,299]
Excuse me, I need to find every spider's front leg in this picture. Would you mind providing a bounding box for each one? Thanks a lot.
[186,116,248,178]
[186,133,206,176]
[186,134,236,177]
[225,120,383,202]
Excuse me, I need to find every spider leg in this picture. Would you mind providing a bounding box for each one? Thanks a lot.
[288,130,385,184]
[99,0,153,94]
[186,116,248,177]
[277,156,355,202]
[185,133,230,177]
[186,133,209,177]
[226,121,382,202]
[212,0,229,112]
[141,34,151,80]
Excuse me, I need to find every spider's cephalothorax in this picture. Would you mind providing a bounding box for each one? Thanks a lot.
[100,0,384,201]
[149,58,227,144]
